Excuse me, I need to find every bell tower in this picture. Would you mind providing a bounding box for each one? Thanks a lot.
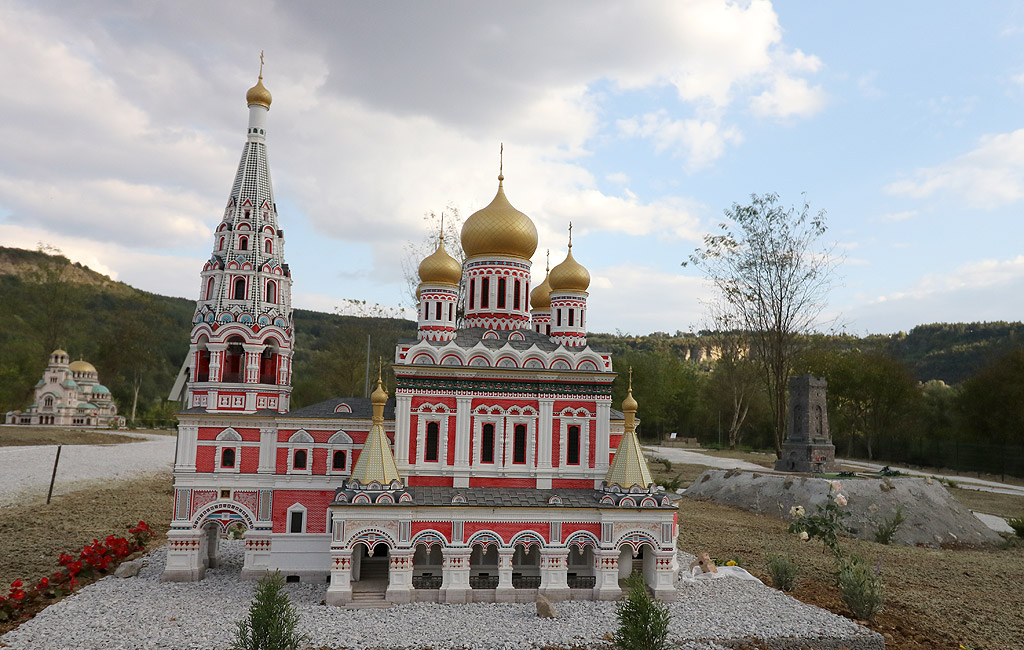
[185,55,294,413]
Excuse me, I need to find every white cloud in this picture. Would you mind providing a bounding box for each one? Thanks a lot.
[617,111,743,170]
[885,129,1024,208]
[750,74,827,119]
[587,264,710,334]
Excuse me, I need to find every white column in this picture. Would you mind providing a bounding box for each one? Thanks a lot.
[596,400,611,470]
[395,394,412,471]
[240,530,272,579]
[325,548,354,606]
[207,344,227,382]
[453,395,472,487]
[593,549,622,600]
[162,528,206,582]
[243,344,262,383]
[258,426,276,473]
[495,549,515,602]
[651,550,678,601]
[174,422,198,472]
[538,397,554,468]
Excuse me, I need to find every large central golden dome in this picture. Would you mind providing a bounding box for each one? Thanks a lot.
[461,175,538,260]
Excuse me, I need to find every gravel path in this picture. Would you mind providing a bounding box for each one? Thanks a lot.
[0,542,882,650]
[644,446,767,472]
[0,432,175,508]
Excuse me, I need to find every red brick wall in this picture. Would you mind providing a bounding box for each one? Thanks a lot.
[271,489,334,533]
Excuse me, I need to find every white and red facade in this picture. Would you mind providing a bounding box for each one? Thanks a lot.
[165,77,678,605]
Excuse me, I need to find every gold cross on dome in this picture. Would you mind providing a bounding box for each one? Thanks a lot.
[568,221,573,248]
[259,51,264,76]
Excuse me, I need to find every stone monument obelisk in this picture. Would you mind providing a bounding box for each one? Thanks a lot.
[774,374,838,473]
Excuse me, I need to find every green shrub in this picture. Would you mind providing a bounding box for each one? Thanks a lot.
[232,571,308,650]
[765,554,799,592]
[837,555,884,621]
[614,572,671,650]
[1007,517,1024,538]
[659,474,683,492]
[873,506,907,545]
[657,457,672,471]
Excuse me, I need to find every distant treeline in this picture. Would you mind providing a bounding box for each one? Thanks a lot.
[1,246,1021,476]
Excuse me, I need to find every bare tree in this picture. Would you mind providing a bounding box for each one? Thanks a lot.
[686,193,839,457]
[399,204,465,314]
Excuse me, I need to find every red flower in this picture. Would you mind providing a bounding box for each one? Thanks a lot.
[10,580,22,589]
[37,577,49,590]
[10,589,25,601]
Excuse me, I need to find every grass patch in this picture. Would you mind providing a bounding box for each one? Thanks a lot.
[691,448,776,469]
[0,471,172,589]
[947,487,1024,520]
[0,426,143,447]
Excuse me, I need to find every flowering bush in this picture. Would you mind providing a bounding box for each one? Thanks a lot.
[788,483,850,558]
[0,522,152,623]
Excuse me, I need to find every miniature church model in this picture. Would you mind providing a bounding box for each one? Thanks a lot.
[5,350,124,428]
[164,63,679,605]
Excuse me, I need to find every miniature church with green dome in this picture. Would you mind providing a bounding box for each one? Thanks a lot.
[5,349,124,428]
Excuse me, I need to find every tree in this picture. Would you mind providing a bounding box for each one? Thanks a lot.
[614,571,671,650]
[702,326,760,449]
[399,205,465,309]
[232,571,308,650]
[686,193,839,457]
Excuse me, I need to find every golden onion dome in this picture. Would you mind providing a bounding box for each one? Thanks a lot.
[418,240,462,286]
[530,270,552,309]
[548,247,590,292]
[622,388,638,414]
[69,359,97,373]
[52,349,68,357]
[246,75,272,109]
[461,175,538,259]
[371,379,388,407]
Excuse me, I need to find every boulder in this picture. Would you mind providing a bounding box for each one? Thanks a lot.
[115,561,142,578]
[535,594,557,618]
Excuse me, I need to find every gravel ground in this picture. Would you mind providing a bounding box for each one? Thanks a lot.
[645,446,767,472]
[0,432,175,508]
[0,541,881,650]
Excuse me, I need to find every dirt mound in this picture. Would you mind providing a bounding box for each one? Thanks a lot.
[683,469,1003,547]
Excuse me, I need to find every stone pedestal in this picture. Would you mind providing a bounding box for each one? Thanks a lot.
[385,550,415,604]
[538,548,570,601]
[325,548,353,605]
[440,548,471,603]
[774,374,839,473]
[495,549,516,602]
[161,528,206,582]
[651,550,678,601]
[240,529,272,580]
[593,550,622,600]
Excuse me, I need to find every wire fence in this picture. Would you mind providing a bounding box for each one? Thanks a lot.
[873,438,1024,481]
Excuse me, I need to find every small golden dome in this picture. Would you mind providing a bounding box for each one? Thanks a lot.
[418,240,462,286]
[549,247,590,292]
[52,349,68,357]
[461,176,538,259]
[622,388,638,413]
[371,377,388,406]
[246,76,272,109]
[69,359,97,373]
[530,270,552,309]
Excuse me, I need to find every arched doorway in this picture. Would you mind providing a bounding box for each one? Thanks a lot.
[469,543,499,589]
[511,544,540,589]
[412,543,443,590]
[617,542,656,591]
[566,545,596,589]
[352,542,390,595]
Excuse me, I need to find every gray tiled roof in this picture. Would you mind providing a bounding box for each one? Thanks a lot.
[287,397,396,420]
[407,486,606,508]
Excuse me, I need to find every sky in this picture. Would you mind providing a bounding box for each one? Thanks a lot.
[1,1,1022,336]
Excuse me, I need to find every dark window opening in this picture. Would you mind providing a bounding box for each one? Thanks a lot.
[233,277,246,300]
[556,309,562,327]
[266,281,277,304]
[425,422,440,462]
[497,278,506,309]
[567,426,580,465]
[239,236,248,251]
[469,279,475,309]
[481,278,490,308]
[513,279,521,310]
[448,303,453,321]
[332,450,347,470]
[513,424,527,464]
[264,240,272,254]
[293,449,307,470]
[435,302,442,320]
[221,447,235,468]
[259,350,277,385]
[289,510,303,533]
[546,324,551,335]
[569,309,575,326]
[481,423,495,463]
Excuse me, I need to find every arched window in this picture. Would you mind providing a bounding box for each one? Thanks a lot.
[221,448,236,468]
[435,302,441,320]
[513,424,527,464]
[469,278,475,309]
[481,278,490,308]
[266,281,277,304]
[332,450,347,471]
[238,236,248,251]
[513,279,521,310]
[43,395,53,408]
[218,237,225,251]
[206,277,215,300]
[481,423,495,463]
[293,449,307,470]
[233,278,246,300]
[567,425,580,465]
[264,239,272,254]
[425,422,440,462]
[497,278,506,309]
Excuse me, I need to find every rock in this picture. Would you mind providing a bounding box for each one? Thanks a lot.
[535,594,556,618]
[926,476,934,485]
[689,552,718,574]
[115,561,142,578]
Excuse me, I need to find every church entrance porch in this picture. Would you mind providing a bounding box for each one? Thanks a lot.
[351,543,390,605]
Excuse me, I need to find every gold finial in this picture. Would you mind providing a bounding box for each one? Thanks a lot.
[259,50,264,79]
[568,221,573,249]
[546,248,550,272]
[628,366,633,390]
[498,142,504,182]
[439,212,445,246]
[246,52,272,108]
[377,356,383,386]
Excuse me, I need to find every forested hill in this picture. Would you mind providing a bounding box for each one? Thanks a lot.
[0,245,1019,426]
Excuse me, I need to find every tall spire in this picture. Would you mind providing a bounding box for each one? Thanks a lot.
[605,367,653,489]
[350,359,402,485]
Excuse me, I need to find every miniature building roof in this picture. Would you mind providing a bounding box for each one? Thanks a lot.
[349,373,402,485]
[287,397,397,420]
[330,486,677,509]
[605,370,653,489]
